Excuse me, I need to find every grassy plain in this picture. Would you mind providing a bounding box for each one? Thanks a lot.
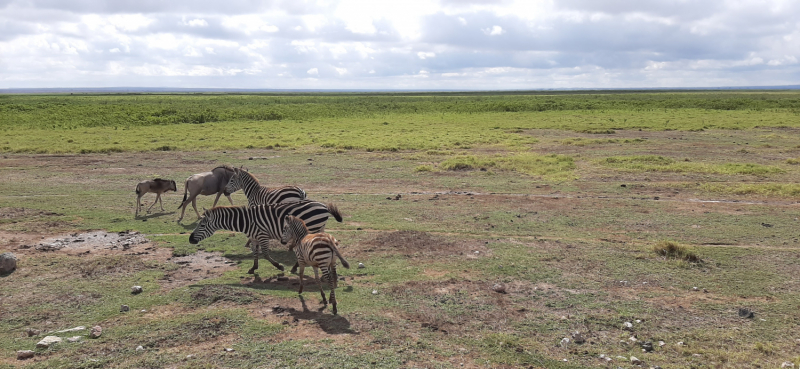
[1,91,800,368]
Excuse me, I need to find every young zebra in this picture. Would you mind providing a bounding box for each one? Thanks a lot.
[280,215,350,315]
[188,200,342,274]
[224,167,307,253]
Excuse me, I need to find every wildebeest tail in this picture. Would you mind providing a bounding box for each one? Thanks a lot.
[135,183,142,195]
[177,179,189,209]
[327,203,343,222]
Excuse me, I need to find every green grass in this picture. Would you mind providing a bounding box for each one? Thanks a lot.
[599,155,785,176]
[439,153,576,179]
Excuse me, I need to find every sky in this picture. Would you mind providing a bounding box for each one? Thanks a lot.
[0,0,798,90]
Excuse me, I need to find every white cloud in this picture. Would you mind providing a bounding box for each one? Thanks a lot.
[307,67,319,75]
[185,18,209,27]
[483,25,504,36]
[417,51,435,59]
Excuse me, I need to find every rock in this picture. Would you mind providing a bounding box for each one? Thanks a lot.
[89,326,102,338]
[623,321,633,330]
[372,289,378,295]
[357,262,365,269]
[131,286,143,294]
[17,350,34,360]
[120,304,130,312]
[56,326,86,333]
[738,308,754,319]
[136,345,144,351]
[630,356,643,365]
[36,336,62,348]
[635,319,642,323]
[68,336,81,343]
[571,331,585,344]
[676,341,685,346]
[26,328,41,337]
[224,348,234,352]
[692,286,699,291]
[781,362,795,368]
[491,283,507,294]
[658,341,666,347]
[0,252,17,274]
[641,341,654,352]
[629,336,638,343]
[560,337,570,348]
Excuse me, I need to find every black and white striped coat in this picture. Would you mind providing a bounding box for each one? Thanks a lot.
[189,200,342,274]
[281,215,350,315]
[225,167,306,206]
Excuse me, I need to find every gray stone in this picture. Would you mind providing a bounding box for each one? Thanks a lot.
[89,325,102,339]
[67,336,82,343]
[357,262,365,269]
[491,283,507,294]
[641,341,654,352]
[36,336,62,348]
[16,350,34,360]
[0,252,17,274]
[630,356,643,365]
[560,337,570,348]
[623,321,633,330]
[131,286,143,294]
[136,345,144,351]
[571,331,586,344]
[781,362,795,369]
[120,305,130,312]
[55,326,86,333]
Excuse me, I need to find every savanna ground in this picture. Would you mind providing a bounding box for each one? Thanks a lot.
[1,91,800,368]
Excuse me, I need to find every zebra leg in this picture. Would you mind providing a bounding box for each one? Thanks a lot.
[261,239,284,271]
[247,237,260,274]
[329,266,338,315]
[314,267,327,305]
[290,261,300,275]
[297,266,306,294]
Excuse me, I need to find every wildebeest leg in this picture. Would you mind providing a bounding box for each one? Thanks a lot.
[146,194,161,213]
[211,192,223,208]
[157,193,165,211]
[192,198,201,219]
[135,193,144,216]
[313,267,327,305]
[225,193,234,206]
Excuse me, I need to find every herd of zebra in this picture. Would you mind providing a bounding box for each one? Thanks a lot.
[135,165,349,315]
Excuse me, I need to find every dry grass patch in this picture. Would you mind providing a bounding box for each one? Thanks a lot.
[361,230,490,257]
[653,240,701,263]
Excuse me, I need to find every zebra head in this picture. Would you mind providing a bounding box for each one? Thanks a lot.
[189,208,217,244]
[224,168,243,195]
[280,215,309,246]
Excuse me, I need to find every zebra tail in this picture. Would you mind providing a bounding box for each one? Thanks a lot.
[328,203,343,222]
[332,244,350,269]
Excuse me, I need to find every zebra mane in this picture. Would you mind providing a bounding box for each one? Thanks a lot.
[284,216,309,241]
[234,167,260,184]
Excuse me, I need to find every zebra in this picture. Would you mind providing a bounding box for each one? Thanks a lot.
[223,167,308,255]
[224,167,307,206]
[280,215,350,315]
[188,200,342,274]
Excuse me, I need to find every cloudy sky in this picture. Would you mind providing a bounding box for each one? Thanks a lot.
[1,0,798,90]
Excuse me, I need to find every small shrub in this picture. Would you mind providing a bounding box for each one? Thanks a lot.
[653,240,701,263]
[786,158,800,165]
[414,165,433,172]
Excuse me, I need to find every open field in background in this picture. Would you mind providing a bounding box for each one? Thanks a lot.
[1,91,800,368]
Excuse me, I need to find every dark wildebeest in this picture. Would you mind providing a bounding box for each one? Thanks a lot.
[176,165,237,222]
[135,178,177,217]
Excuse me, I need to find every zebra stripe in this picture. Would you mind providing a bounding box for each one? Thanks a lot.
[281,215,350,315]
[188,200,342,274]
[225,167,306,206]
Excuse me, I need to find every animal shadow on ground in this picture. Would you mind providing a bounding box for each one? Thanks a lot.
[134,211,176,220]
[287,295,357,335]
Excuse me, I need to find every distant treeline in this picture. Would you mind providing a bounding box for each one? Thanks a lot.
[1,92,799,129]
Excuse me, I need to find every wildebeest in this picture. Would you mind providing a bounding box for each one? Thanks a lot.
[135,178,177,217]
[176,165,237,222]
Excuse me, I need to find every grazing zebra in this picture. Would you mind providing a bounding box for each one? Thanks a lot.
[280,215,350,315]
[188,200,342,274]
[224,167,307,252]
[225,167,307,206]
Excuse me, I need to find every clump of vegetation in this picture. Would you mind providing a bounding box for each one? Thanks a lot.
[600,155,784,176]
[786,158,800,165]
[653,240,701,263]
[439,153,575,178]
[414,165,434,172]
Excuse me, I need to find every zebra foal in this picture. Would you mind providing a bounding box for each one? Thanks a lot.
[188,200,342,274]
[281,215,350,315]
